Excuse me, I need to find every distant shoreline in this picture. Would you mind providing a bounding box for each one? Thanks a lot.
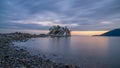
[0,29,108,36]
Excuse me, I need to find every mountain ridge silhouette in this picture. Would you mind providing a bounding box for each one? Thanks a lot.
[101,28,120,36]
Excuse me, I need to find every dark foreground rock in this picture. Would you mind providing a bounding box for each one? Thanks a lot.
[0,32,80,68]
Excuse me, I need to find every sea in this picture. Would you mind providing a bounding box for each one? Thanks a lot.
[13,35,120,68]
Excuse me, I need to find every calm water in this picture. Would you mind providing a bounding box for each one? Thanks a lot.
[13,36,120,68]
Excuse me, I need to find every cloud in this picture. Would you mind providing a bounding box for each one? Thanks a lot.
[0,0,120,30]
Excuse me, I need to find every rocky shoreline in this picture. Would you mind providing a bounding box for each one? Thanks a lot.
[0,32,80,68]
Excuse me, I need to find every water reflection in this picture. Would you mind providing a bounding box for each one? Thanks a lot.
[49,37,71,56]
[71,36,108,57]
[13,36,120,68]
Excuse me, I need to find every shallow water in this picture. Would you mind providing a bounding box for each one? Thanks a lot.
[13,36,120,68]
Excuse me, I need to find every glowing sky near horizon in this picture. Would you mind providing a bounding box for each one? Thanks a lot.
[71,31,108,36]
[0,0,120,31]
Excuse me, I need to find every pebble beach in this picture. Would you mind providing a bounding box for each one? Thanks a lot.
[0,32,80,68]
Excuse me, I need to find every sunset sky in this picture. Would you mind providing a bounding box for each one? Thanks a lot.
[0,0,120,35]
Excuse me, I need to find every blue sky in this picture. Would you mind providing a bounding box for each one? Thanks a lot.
[0,0,120,30]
